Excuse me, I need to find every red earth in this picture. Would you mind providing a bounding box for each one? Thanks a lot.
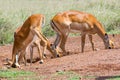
[0,34,120,80]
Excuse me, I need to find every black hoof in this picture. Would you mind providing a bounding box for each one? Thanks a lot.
[11,64,16,68]
[44,54,46,57]
[39,62,43,64]
[109,47,111,49]
[57,54,60,57]
[39,60,43,64]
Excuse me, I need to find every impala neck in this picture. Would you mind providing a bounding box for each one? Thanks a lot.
[94,22,110,49]
[39,38,57,57]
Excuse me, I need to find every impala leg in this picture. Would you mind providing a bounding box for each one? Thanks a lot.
[12,51,20,68]
[11,53,16,66]
[22,46,32,66]
[39,33,47,64]
[36,41,44,64]
[81,34,86,53]
[59,33,68,55]
[23,47,30,66]
[30,46,33,65]
[88,35,94,51]
[52,33,62,57]
[31,28,47,64]
[11,46,20,67]
[18,49,26,66]
[21,51,28,66]
[53,33,61,49]
[23,51,27,66]
[15,54,20,68]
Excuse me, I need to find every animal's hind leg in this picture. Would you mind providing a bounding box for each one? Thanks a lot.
[18,49,26,66]
[30,46,33,65]
[59,33,68,55]
[11,47,20,68]
[36,40,44,64]
[52,33,61,49]
[51,33,62,57]
[31,28,47,64]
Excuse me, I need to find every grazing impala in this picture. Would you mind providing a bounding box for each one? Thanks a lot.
[10,14,60,68]
[50,10,114,55]
[16,28,43,66]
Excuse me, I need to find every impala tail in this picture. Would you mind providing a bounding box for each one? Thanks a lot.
[41,16,45,27]
[50,20,60,34]
[50,20,60,48]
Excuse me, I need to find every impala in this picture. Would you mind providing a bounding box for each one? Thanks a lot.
[50,10,114,55]
[17,31,43,66]
[10,14,60,68]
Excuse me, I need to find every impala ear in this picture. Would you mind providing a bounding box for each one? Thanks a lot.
[50,43,55,50]
[105,33,109,40]
[105,33,108,36]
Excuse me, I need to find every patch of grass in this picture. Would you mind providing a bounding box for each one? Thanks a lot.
[0,69,35,80]
[95,76,120,80]
[83,75,97,80]
[106,76,120,80]
[69,75,80,80]
[0,16,14,45]
[51,71,81,80]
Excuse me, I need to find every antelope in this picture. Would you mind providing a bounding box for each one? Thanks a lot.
[50,10,114,55]
[9,14,60,68]
[17,30,44,66]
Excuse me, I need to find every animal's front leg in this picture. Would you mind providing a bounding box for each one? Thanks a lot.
[11,46,20,68]
[31,27,47,64]
[81,34,86,53]
[15,54,20,68]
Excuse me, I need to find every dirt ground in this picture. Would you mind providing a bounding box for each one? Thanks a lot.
[0,34,120,80]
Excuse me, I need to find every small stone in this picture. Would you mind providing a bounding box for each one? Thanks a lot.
[36,67,39,70]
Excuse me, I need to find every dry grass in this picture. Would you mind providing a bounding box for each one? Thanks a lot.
[0,0,120,45]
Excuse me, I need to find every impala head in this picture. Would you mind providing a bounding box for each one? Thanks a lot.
[50,44,62,57]
[104,33,114,49]
[109,40,114,49]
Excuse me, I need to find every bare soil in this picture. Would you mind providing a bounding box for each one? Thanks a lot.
[0,34,120,80]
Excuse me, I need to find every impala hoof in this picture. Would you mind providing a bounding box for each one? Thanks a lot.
[57,54,60,57]
[12,63,20,68]
[39,60,43,64]
[43,54,47,58]
[11,63,16,68]
[109,47,111,49]
[44,54,46,57]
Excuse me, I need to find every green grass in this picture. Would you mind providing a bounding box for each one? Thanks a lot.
[0,0,120,45]
[0,69,81,80]
[95,76,120,80]
[0,69,35,80]
[106,76,120,80]
[4,69,120,80]
[107,78,120,80]
[51,71,81,80]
